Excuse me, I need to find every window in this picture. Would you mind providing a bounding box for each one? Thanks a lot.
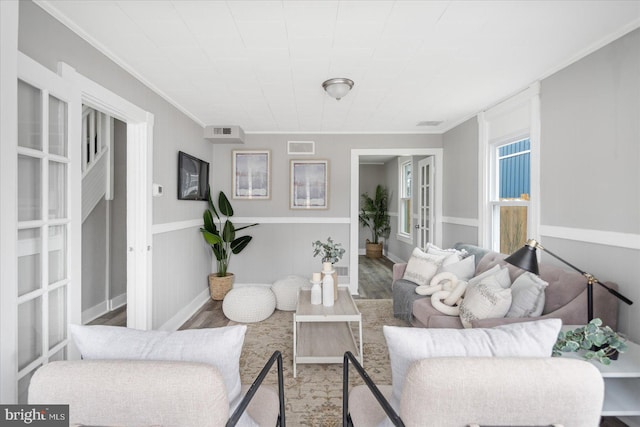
[490,138,530,254]
[398,159,412,238]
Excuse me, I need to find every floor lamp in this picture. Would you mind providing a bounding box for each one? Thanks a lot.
[505,239,633,322]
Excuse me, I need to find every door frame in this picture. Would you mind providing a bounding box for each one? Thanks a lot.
[350,148,443,295]
[58,64,154,330]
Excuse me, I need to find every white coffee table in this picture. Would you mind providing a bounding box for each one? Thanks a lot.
[292,287,362,378]
[561,325,640,418]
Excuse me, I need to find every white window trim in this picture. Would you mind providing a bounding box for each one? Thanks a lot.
[478,83,541,250]
[397,157,413,242]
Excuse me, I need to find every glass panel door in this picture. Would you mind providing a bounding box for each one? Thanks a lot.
[16,75,72,403]
[418,157,434,249]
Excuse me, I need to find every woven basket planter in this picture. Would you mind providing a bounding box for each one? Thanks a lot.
[365,241,383,258]
[208,273,235,300]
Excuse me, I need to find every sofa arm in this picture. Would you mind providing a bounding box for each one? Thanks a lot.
[393,263,407,284]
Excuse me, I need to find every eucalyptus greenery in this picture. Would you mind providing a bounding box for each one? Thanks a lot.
[201,190,258,277]
[359,185,391,244]
[312,237,345,264]
[553,318,627,365]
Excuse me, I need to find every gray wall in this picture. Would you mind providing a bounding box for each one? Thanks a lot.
[19,1,211,329]
[439,28,640,341]
[81,198,107,311]
[539,28,640,341]
[211,133,441,283]
[109,119,127,300]
[441,117,479,248]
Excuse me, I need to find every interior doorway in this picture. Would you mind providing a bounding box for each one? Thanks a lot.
[81,110,127,326]
[350,148,443,297]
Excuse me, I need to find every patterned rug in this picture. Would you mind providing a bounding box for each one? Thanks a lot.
[230,299,409,427]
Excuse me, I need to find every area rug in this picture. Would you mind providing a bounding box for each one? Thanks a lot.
[230,299,409,427]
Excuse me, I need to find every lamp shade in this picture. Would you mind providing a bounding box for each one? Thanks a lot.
[322,78,354,100]
[504,244,539,275]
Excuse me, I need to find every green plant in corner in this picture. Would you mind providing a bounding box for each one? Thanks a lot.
[312,237,345,264]
[553,318,627,365]
[201,189,259,277]
[358,184,391,244]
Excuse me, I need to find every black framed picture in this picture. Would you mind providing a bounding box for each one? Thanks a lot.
[178,151,209,201]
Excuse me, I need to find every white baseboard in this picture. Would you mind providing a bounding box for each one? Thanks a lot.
[385,252,404,264]
[109,293,126,310]
[157,288,210,331]
[82,301,109,324]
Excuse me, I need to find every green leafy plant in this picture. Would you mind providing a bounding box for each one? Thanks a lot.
[553,318,627,365]
[358,184,391,244]
[312,237,345,264]
[201,190,258,277]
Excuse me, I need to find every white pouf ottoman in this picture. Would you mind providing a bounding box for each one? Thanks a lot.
[222,287,276,323]
[271,275,309,311]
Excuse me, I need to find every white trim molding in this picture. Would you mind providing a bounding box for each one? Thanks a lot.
[152,217,351,236]
[152,219,202,235]
[540,225,640,251]
[442,216,480,228]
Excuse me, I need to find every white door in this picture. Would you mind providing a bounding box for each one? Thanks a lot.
[12,53,81,403]
[417,157,435,249]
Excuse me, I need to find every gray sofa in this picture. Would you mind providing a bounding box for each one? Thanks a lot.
[393,243,620,329]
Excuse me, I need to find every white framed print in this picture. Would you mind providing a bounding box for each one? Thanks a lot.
[290,159,328,209]
[232,150,271,200]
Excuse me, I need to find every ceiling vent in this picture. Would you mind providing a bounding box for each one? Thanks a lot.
[416,120,443,127]
[204,126,245,144]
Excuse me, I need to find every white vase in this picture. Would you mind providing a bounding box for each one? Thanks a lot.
[322,268,335,307]
[310,281,322,305]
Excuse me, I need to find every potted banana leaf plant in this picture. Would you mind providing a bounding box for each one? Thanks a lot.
[201,189,258,300]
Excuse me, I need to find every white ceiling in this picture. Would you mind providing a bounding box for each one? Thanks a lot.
[37,1,640,134]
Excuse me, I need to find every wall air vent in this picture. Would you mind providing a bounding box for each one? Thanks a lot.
[204,126,245,144]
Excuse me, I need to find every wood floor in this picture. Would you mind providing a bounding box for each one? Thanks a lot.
[87,304,127,326]
[358,255,394,299]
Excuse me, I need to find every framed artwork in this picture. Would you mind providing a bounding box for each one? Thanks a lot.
[290,159,328,209]
[232,150,271,199]
[177,151,209,201]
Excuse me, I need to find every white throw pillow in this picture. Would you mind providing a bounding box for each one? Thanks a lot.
[69,324,246,404]
[459,276,512,328]
[439,255,475,281]
[506,272,548,318]
[402,247,446,286]
[383,318,562,405]
[425,243,465,266]
[468,265,511,289]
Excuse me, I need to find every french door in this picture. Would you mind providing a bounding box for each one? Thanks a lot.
[13,53,81,403]
[417,157,435,249]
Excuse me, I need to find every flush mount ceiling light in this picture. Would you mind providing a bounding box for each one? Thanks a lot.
[322,78,354,101]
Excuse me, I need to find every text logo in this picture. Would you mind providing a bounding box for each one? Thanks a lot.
[1,405,68,426]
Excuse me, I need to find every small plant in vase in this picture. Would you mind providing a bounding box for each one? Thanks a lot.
[312,237,346,264]
[553,318,627,365]
[312,237,345,301]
